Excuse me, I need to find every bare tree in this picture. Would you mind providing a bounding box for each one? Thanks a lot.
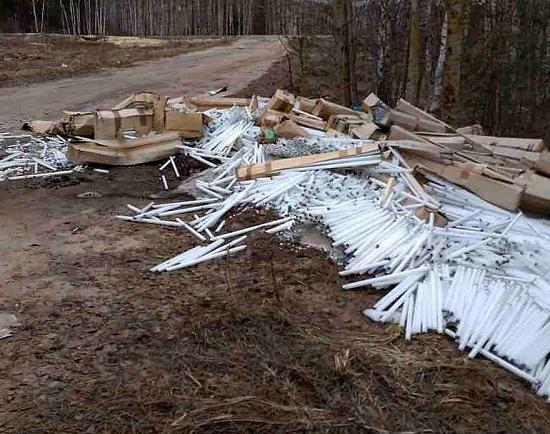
[334,0,357,105]
[441,0,465,126]
[406,0,422,104]
[430,10,448,112]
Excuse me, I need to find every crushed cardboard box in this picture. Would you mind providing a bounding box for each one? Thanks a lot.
[23,120,65,135]
[94,109,153,140]
[68,132,182,166]
[62,111,95,136]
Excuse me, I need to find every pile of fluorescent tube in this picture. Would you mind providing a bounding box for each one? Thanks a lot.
[0,131,76,181]
[265,137,376,158]
[117,105,550,401]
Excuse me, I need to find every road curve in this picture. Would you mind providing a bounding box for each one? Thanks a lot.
[0,36,284,129]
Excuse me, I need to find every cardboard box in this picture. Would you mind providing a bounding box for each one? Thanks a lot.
[411,158,524,211]
[417,133,467,150]
[114,92,163,110]
[389,125,437,145]
[62,111,95,136]
[297,97,317,114]
[287,113,327,131]
[466,134,545,152]
[535,151,550,177]
[351,122,380,140]
[83,131,182,149]
[520,172,550,214]
[94,109,153,140]
[492,146,541,162]
[361,93,391,128]
[274,119,310,139]
[165,111,203,138]
[258,109,286,129]
[391,127,451,164]
[112,92,167,132]
[267,89,296,113]
[389,109,447,133]
[326,114,363,133]
[312,98,357,120]
[68,139,180,166]
[395,99,450,132]
[24,120,65,135]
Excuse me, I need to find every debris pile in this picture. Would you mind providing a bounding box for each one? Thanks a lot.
[116,88,550,400]
[3,93,255,182]
[256,90,550,214]
[17,88,550,400]
[28,92,210,166]
[0,131,75,181]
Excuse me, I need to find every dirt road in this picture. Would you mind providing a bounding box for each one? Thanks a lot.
[0,36,284,129]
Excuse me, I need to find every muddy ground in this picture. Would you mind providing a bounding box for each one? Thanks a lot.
[2,164,550,434]
[1,40,550,433]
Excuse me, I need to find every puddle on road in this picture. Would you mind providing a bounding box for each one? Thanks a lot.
[0,312,20,340]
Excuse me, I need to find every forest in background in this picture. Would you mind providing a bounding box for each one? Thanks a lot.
[1,0,549,140]
[282,0,550,141]
[0,0,326,36]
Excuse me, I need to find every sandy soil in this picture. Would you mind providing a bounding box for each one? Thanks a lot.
[0,36,284,130]
[1,43,550,433]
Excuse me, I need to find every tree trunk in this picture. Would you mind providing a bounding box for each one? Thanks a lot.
[334,0,356,105]
[31,0,38,32]
[406,0,422,104]
[442,0,465,126]
[430,11,448,113]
